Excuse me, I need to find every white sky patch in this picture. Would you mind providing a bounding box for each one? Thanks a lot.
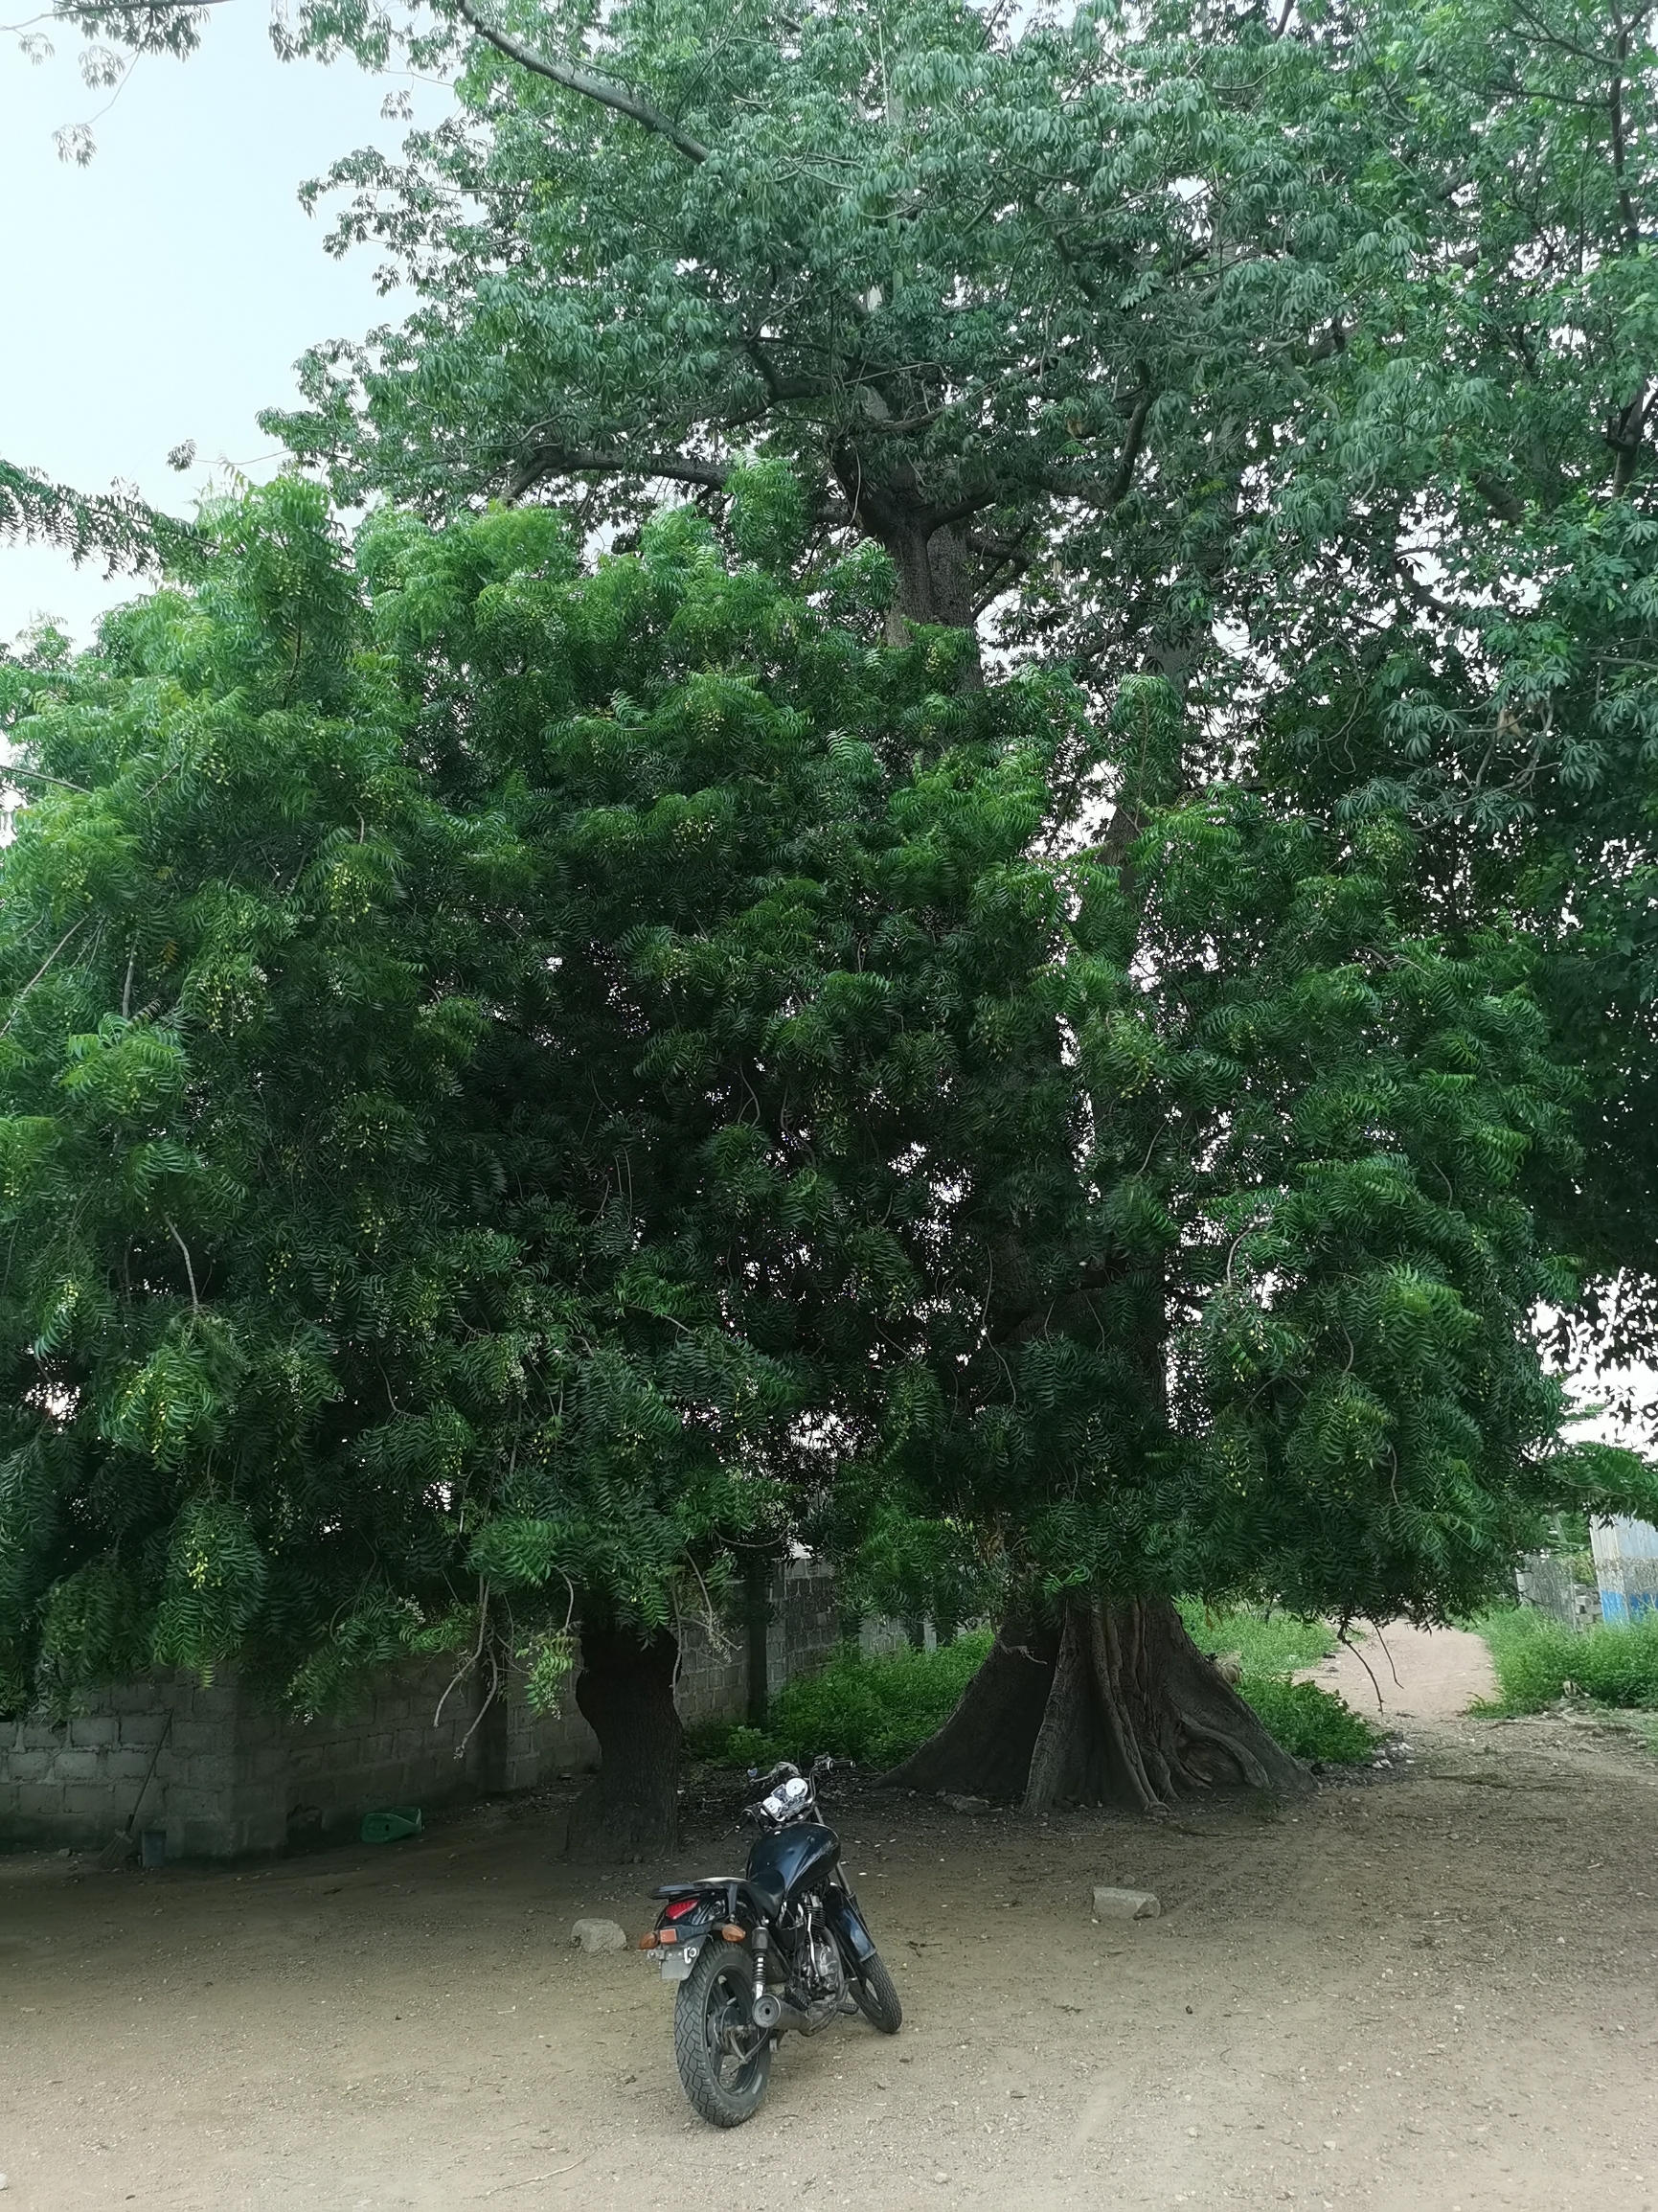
[1,9,448,645]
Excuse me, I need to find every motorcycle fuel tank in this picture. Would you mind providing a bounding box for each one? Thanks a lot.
[744,1823,840,1914]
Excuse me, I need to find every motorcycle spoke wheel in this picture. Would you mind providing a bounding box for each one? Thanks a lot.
[673,1943,773,2128]
[852,1948,903,2034]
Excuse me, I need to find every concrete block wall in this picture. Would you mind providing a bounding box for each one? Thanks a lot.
[0,1561,876,1859]
[773,1558,843,1686]
[0,1674,244,1859]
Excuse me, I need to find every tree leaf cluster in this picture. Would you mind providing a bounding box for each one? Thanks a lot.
[2,475,1622,1708]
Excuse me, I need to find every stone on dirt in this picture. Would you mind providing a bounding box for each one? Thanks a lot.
[940,1792,990,1813]
[1092,1885,1160,1920]
[572,1918,628,1953]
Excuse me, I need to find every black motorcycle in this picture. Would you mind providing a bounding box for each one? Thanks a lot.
[640,1756,902,2126]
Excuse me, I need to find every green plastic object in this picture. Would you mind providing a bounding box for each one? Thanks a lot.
[360,1806,422,1844]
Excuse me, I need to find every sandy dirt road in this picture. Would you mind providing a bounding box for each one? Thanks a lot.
[3,1631,1656,2212]
[1297,1621,1500,1728]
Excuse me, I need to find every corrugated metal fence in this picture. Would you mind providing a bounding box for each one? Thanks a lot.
[1517,1516,1658,1630]
[1589,1516,1658,1624]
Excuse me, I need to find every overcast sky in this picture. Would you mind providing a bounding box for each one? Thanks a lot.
[1,1,444,645]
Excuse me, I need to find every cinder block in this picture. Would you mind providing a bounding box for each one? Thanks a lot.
[53,1750,99,1783]
[1092,1885,1160,1921]
[4,1751,52,1784]
[102,1750,156,1786]
[183,1752,237,1785]
[120,1718,170,1750]
[14,1783,68,1818]
[168,1720,226,1756]
[175,1817,233,1857]
[70,1715,120,1749]
[160,1787,221,1819]
[63,1784,119,1820]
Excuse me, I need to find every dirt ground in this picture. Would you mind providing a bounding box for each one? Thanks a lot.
[4,1627,1657,2212]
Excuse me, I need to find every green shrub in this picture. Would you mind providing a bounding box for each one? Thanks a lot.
[1238,1675,1375,1764]
[1472,1605,1658,1714]
[694,1632,994,1771]
[1178,1603,1372,1763]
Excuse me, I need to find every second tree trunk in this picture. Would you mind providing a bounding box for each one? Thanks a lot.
[564,1622,683,1860]
[882,1596,1310,1813]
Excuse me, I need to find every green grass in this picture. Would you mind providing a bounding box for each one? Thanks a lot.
[693,1605,1374,1775]
[1179,1602,1374,1764]
[1471,1604,1658,1715]
[1237,1675,1375,1764]
[692,1631,996,1773]
[1176,1600,1342,1676]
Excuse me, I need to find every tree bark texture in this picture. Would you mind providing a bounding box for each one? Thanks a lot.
[878,1614,1061,1800]
[563,1623,684,1860]
[882,1597,1310,1813]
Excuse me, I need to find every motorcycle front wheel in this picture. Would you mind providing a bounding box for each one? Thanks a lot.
[673,1941,774,2128]
[851,1947,903,2034]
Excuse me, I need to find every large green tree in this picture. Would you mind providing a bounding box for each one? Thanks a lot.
[7,479,1631,1834]
[0,475,1160,1841]
[249,0,1658,1418]
[10,0,1658,1821]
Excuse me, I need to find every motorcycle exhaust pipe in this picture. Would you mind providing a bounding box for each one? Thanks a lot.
[751,1994,783,2031]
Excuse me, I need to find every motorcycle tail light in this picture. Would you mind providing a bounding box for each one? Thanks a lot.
[664,1897,699,1922]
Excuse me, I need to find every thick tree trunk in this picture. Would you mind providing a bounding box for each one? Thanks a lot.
[882,1598,1309,1813]
[880,1615,1060,1798]
[564,1624,683,1861]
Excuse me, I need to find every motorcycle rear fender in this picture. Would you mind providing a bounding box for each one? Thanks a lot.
[820,1885,876,1967]
[649,1879,742,1934]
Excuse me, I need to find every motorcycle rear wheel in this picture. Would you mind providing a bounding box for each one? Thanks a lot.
[673,1941,773,2128]
[852,1947,903,2034]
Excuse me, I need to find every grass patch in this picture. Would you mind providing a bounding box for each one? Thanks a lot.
[693,1631,995,1773]
[1180,1602,1373,1765]
[1471,1604,1658,1715]
[1237,1675,1375,1764]
[1176,1600,1341,1676]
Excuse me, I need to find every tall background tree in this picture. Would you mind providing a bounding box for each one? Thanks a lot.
[7,0,1658,1827]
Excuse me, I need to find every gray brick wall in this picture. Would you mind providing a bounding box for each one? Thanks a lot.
[1,1562,888,1859]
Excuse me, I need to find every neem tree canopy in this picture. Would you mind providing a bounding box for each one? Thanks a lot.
[3,0,1657,1839]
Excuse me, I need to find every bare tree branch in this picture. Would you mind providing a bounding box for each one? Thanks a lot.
[1040,385,1153,512]
[449,0,709,164]
[506,440,731,503]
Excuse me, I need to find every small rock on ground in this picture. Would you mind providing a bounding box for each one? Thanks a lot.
[572,1918,628,1953]
[1092,1885,1160,1920]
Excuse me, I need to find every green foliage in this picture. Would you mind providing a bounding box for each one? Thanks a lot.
[1472,1606,1658,1716]
[1235,1677,1375,1767]
[1179,1601,1373,1764]
[699,1621,1374,1767]
[1,475,1602,1718]
[35,0,1658,1422]
[1176,1602,1339,1680]
[700,1631,996,1771]
[0,458,196,578]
